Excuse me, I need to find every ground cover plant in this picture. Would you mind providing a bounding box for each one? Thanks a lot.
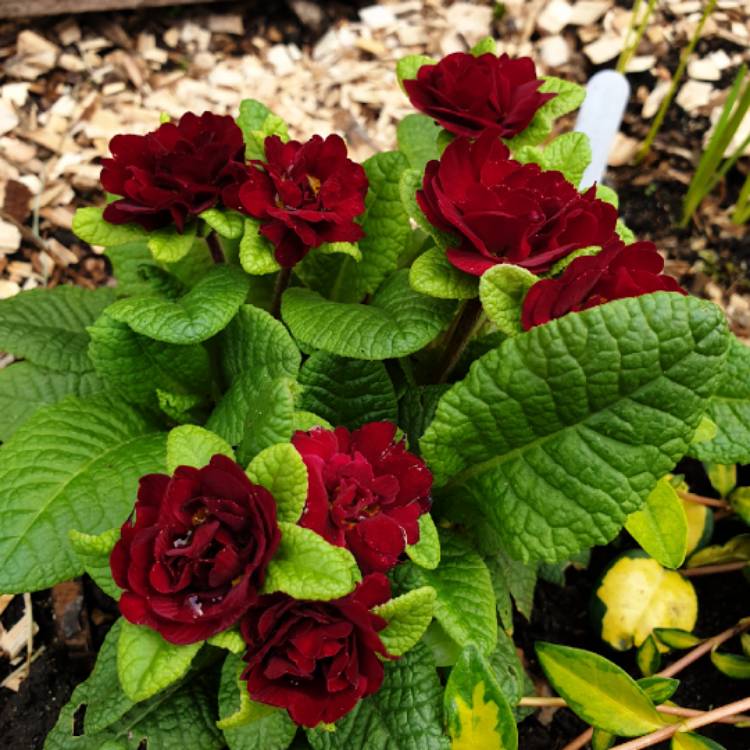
[0,35,748,750]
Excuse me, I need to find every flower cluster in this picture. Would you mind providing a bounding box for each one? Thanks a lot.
[102,112,368,266]
[111,422,432,727]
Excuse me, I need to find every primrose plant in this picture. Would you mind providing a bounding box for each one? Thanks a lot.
[0,38,745,750]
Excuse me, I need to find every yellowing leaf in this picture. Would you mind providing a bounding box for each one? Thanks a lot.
[451,683,502,750]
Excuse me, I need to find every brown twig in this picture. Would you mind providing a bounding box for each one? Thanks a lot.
[271,266,292,319]
[435,297,485,384]
[23,592,33,679]
[677,489,730,510]
[682,561,748,578]
[205,232,225,264]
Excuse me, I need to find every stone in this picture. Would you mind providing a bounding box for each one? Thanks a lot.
[538,0,573,34]
[676,80,713,112]
[570,1,609,26]
[539,35,570,68]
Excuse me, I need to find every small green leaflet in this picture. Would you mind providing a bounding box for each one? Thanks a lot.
[653,628,702,650]
[247,443,308,523]
[106,265,250,345]
[237,377,295,464]
[490,630,535,720]
[117,620,202,702]
[688,534,750,567]
[536,642,665,736]
[373,586,436,656]
[236,98,289,161]
[73,206,148,247]
[396,54,436,92]
[282,270,455,360]
[239,218,280,274]
[148,223,197,264]
[636,634,661,677]
[69,528,120,598]
[0,285,115,373]
[515,132,592,187]
[405,513,441,570]
[445,644,518,750]
[710,649,750,679]
[166,424,234,473]
[637,675,679,704]
[470,37,496,56]
[216,655,275,730]
[410,247,479,300]
[208,628,245,655]
[263,522,360,600]
[200,208,245,240]
[478,264,538,336]
[397,113,441,171]
[706,463,736,498]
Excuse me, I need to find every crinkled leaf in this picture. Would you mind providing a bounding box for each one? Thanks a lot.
[208,628,245,655]
[410,247,478,300]
[237,99,289,161]
[88,312,212,406]
[306,642,449,750]
[297,352,397,429]
[282,270,455,360]
[73,206,148,247]
[317,241,362,261]
[396,54,436,92]
[69,528,120,598]
[399,384,450,451]
[106,265,250,344]
[148,223,197,264]
[373,586,436,656]
[200,209,245,240]
[597,185,619,208]
[247,443,308,523]
[157,389,205,425]
[0,285,115,373]
[0,395,165,592]
[166,424,234,472]
[237,377,295,464]
[486,548,537,633]
[549,245,600,276]
[489,630,534,720]
[293,410,333,432]
[0,361,105,442]
[517,132,592,187]
[478,264,538,336]
[216,655,275,730]
[117,620,202,702]
[445,644,518,750]
[422,294,729,562]
[536,642,665,736]
[264,522,360,600]
[239,218,280,274]
[397,114,441,172]
[405,513,441,570]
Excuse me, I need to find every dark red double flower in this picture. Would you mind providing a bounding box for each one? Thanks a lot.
[521,239,687,329]
[230,134,369,268]
[240,573,391,727]
[291,422,432,574]
[404,52,554,139]
[101,111,247,232]
[417,134,618,277]
[110,454,280,645]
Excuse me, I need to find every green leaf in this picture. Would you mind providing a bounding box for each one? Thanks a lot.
[445,644,518,750]
[672,733,727,750]
[293,410,333,432]
[72,206,147,247]
[399,384,450,450]
[617,219,636,244]
[88,312,212,406]
[410,247,479,300]
[0,361,105,441]
[69,528,120,598]
[220,303,300,386]
[638,676,680,704]
[596,185,619,208]
[730,487,750,526]
[536,642,666,736]
[519,132,592,187]
[405,528,497,654]
[591,551,698,651]
[548,245,601,277]
[200,208,245,240]
[706,463,736,497]
[592,729,615,750]
[239,218,280,274]
[306,642,449,750]
[470,37,497,56]
[710,649,750,679]
[687,534,750,567]
[264,521,360,600]
[317,241,362,261]
[218,653,296,750]
[486,548,537,633]
[247,443,308,523]
[0,285,115,372]
[479,264,538,336]
[636,634,662,677]
[106,265,250,344]
[148,223,197,264]
[157,389,205,424]
[396,54,436,92]
[208,628,245,655]
[373,586,436,656]
[489,629,534,719]
[397,114,441,171]
[297,352,398,429]
[282,270,455,360]
[422,293,729,562]
[690,336,750,464]
[237,99,289,161]
[166,424,234,472]
[692,415,718,445]
[399,168,456,249]
[117,620,201,702]
[626,476,688,569]
[0,395,165,592]
[216,655,275,730]
[237,377,295,463]
[406,513,441,570]
[653,628,702,650]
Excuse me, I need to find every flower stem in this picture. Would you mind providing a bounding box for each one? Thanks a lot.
[677,490,730,510]
[436,297,486,384]
[271,266,292,319]
[682,561,748,578]
[206,232,225,264]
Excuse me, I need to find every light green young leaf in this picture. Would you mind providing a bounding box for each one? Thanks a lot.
[88,312,212,407]
[293,410,333,432]
[422,293,729,562]
[373,586,436,656]
[626,476,688,569]
[406,513,441,570]
[247,443,308,523]
[200,208,245,240]
[208,628,245,655]
[536,132,593,187]
[239,218,281,274]
[166,424,234,472]
[216,656,275,730]
[617,218,636,243]
[0,395,165,592]
[72,206,148,247]
[282,269,455,360]
[397,113,441,171]
[237,99,289,161]
[470,36,497,56]
[0,285,115,372]
[157,389,204,425]
[410,247,479,300]
[710,649,750,679]
[264,522,361,600]
[306,643,449,750]
[396,54,436,92]
[297,352,397,429]
[117,620,201,702]
[148,223,197,264]
[237,377,295,464]
[317,241,362,261]
[69,528,120,598]
[548,245,601,276]
[536,642,665,736]
[706,463,736,498]
[596,185,619,208]
[479,264,538,336]
[690,336,750,464]
[0,362,105,442]
[106,265,250,344]
[445,644,518,750]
